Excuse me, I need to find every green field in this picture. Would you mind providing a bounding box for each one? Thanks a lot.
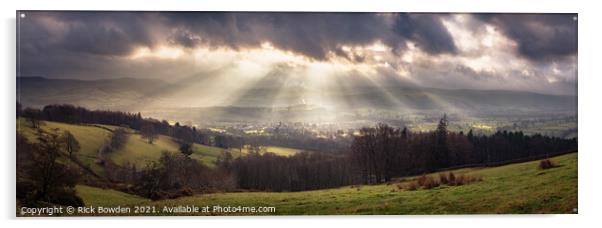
[75,152,578,215]
[17,118,111,175]
[228,145,304,157]
[17,118,303,172]
[75,185,150,207]
[110,134,181,167]
[17,119,228,172]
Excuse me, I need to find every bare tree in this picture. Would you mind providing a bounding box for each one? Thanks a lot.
[62,131,80,158]
[140,123,157,144]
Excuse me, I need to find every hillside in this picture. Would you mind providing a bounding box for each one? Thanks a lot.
[74,152,577,215]
[17,118,224,175]
[16,118,302,174]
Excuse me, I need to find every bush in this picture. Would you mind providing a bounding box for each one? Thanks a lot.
[422,176,440,189]
[401,172,482,191]
[417,175,428,186]
[448,172,456,185]
[539,159,556,170]
[405,182,418,191]
[439,173,449,185]
[49,189,85,207]
[178,187,194,197]
[166,188,194,199]
[396,183,404,190]
[149,190,168,201]
[455,175,466,186]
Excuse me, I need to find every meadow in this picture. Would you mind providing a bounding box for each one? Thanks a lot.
[74,152,577,215]
[17,118,302,173]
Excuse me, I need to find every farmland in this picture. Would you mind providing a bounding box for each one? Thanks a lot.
[74,152,577,215]
[16,118,303,174]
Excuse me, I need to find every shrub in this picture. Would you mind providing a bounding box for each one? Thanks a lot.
[49,189,85,207]
[439,173,449,185]
[455,175,466,186]
[149,190,168,201]
[417,175,428,186]
[396,183,404,190]
[422,176,440,189]
[405,182,418,191]
[178,187,194,196]
[453,174,483,186]
[539,159,556,170]
[448,172,456,185]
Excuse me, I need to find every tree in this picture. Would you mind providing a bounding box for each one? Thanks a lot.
[63,131,80,158]
[216,150,234,170]
[109,128,128,151]
[17,129,83,206]
[17,101,22,116]
[27,116,40,129]
[179,143,193,157]
[432,114,450,170]
[141,123,157,144]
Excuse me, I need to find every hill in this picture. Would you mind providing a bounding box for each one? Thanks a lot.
[17,76,167,110]
[17,118,223,174]
[73,152,577,215]
[18,77,576,120]
[16,118,302,174]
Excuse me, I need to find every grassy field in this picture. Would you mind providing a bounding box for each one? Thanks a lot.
[227,145,304,157]
[17,118,111,175]
[17,119,227,171]
[75,152,577,215]
[110,134,181,167]
[17,118,303,171]
[75,185,150,207]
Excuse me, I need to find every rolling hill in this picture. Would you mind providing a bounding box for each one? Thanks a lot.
[16,118,303,176]
[73,152,577,215]
[17,77,577,123]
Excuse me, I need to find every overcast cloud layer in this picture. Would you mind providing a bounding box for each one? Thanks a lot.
[17,12,577,95]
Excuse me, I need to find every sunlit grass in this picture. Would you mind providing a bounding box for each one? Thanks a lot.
[76,152,577,215]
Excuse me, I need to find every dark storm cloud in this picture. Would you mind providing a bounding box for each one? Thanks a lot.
[16,12,578,96]
[19,12,157,57]
[19,12,457,61]
[161,12,457,59]
[391,14,457,54]
[475,14,577,61]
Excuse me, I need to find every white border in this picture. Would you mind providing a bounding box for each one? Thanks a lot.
[2,0,601,227]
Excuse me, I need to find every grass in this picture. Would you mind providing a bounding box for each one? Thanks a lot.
[17,118,110,175]
[75,152,578,215]
[228,145,304,157]
[16,118,228,172]
[190,143,225,167]
[109,134,181,167]
[17,118,302,172]
[191,145,304,167]
[75,185,150,207]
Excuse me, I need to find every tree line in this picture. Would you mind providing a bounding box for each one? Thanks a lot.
[349,115,577,184]
[19,104,220,148]
[226,115,576,191]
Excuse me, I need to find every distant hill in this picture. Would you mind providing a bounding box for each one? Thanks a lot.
[17,77,576,120]
[17,77,168,110]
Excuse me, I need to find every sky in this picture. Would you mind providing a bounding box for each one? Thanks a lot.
[17,12,577,96]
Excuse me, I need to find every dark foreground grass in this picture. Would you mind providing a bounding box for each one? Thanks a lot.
[74,152,577,215]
